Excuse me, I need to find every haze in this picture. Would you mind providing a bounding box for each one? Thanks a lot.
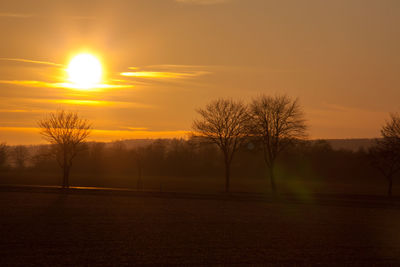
[1,0,400,144]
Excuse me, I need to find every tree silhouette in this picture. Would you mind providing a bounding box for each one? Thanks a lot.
[12,145,29,169]
[370,113,400,197]
[131,147,144,190]
[0,142,8,170]
[249,94,307,193]
[38,110,92,188]
[192,99,249,192]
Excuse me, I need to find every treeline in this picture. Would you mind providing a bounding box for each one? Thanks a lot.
[0,138,377,183]
[1,94,400,196]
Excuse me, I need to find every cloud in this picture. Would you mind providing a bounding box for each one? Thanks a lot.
[0,80,60,88]
[0,80,133,91]
[148,64,209,69]
[0,58,62,68]
[122,127,149,131]
[120,71,209,79]
[0,57,136,91]
[52,99,152,108]
[0,13,33,19]
[1,59,211,91]
[120,65,210,80]
[175,0,229,5]
[0,96,151,109]
[0,127,39,132]
[56,83,133,91]
[0,126,189,145]
[0,109,42,113]
[90,129,190,141]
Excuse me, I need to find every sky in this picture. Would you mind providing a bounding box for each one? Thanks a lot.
[0,0,400,144]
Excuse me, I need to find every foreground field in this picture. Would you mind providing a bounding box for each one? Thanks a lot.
[1,188,400,265]
[1,171,398,197]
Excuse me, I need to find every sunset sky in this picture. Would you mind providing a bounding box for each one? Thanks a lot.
[1,0,399,144]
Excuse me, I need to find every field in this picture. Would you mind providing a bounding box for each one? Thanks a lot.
[1,187,400,265]
[1,171,398,197]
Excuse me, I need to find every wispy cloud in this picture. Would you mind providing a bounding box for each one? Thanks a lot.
[0,13,33,19]
[0,58,62,67]
[122,127,149,131]
[120,65,210,80]
[0,127,189,144]
[0,80,60,88]
[175,0,229,5]
[0,80,133,91]
[0,109,43,113]
[53,99,111,106]
[56,83,133,91]
[0,96,152,110]
[148,64,210,69]
[1,60,211,91]
[90,129,190,141]
[0,127,39,132]
[0,57,136,93]
[52,99,152,108]
[121,71,209,79]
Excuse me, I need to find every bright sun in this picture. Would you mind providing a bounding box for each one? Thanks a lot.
[67,53,102,89]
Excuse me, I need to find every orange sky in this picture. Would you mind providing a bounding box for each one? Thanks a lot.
[1,0,400,145]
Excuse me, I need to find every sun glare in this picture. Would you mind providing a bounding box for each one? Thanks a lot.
[67,53,102,89]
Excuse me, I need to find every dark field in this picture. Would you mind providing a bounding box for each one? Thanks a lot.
[1,188,400,266]
[2,171,399,197]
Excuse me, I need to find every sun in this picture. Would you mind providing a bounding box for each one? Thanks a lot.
[67,53,102,89]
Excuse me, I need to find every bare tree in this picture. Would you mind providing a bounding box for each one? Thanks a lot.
[12,145,30,169]
[89,142,105,173]
[370,113,400,197]
[249,94,307,193]
[192,99,249,192]
[0,142,8,170]
[38,110,92,188]
[131,147,144,190]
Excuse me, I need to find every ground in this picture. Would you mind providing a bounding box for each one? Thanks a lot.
[1,187,400,266]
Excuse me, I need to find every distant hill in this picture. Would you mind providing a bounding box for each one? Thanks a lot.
[324,138,376,152]
[7,138,377,155]
[116,138,377,152]
[103,139,155,149]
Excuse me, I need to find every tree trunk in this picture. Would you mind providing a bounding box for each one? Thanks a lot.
[269,164,276,194]
[62,167,67,189]
[225,160,231,193]
[388,178,393,197]
[62,149,68,189]
[137,161,142,191]
[63,166,70,189]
